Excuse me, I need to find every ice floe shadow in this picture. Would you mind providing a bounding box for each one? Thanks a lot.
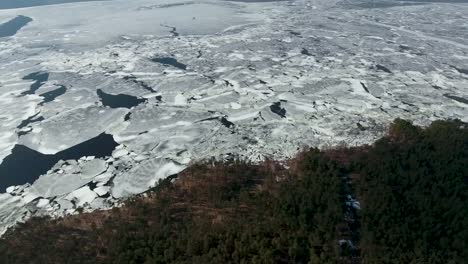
[0,133,118,192]
[444,94,468,105]
[17,113,44,131]
[151,57,187,70]
[451,66,468,75]
[97,89,147,109]
[20,72,68,106]
[270,101,287,118]
[39,85,68,106]
[197,116,235,129]
[21,72,49,95]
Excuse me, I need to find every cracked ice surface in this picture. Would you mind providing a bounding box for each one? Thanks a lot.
[0,0,468,234]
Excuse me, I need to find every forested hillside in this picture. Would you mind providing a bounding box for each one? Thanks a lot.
[0,119,466,264]
[357,119,468,264]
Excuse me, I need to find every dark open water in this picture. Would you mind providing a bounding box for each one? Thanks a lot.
[0,15,32,37]
[0,133,118,192]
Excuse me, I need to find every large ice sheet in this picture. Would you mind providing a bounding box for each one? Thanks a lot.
[112,157,185,198]
[0,193,28,235]
[19,106,127,154]
[0,0,261,48]
[32,159,107,197]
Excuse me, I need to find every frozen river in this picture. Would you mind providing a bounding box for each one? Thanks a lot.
[0,0,467,235]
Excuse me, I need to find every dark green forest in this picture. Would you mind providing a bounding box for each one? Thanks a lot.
[357,119,468,264]
[0,119,466,264]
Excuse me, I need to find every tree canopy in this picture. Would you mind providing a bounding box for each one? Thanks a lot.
[0,119,466,264]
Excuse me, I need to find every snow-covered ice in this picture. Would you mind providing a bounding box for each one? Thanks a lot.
[0,0,467,235]
[66,186,97,207]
